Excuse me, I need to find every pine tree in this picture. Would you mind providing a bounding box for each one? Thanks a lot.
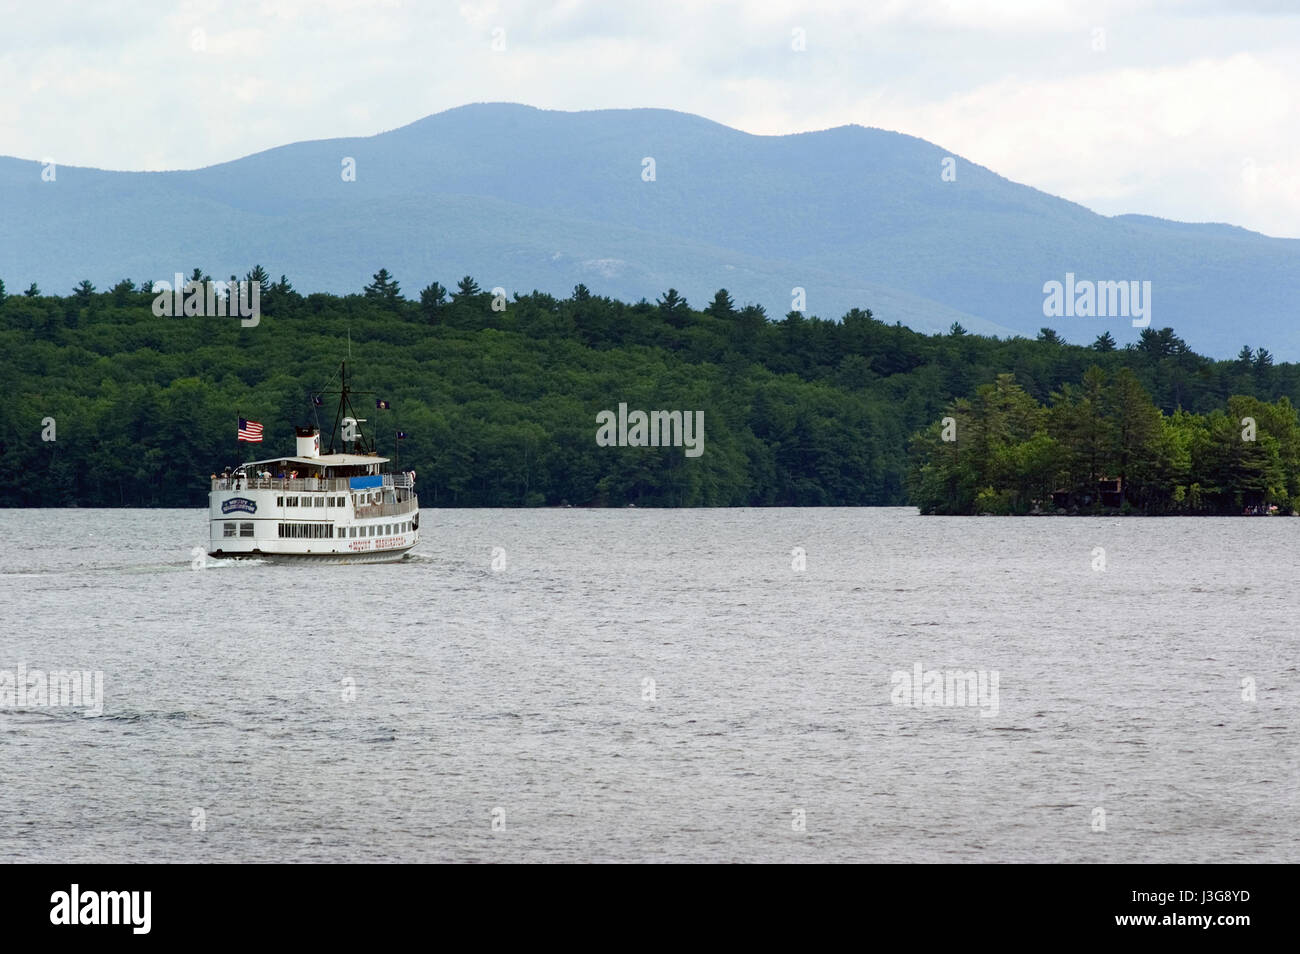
[705,288,735,320]
[453,275,481,300]
[363,268,401,307]
[111,278,135,305]
[419,281,447,319]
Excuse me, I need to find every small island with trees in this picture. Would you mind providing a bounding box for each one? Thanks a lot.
[907,366,1299,516]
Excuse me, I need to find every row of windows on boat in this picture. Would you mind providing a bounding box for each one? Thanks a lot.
[276,495,377,508]
[221,521,414,539]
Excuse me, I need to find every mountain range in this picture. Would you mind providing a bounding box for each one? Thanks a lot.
[3,102,1296,358]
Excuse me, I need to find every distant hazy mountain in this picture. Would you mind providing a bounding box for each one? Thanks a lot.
[3,102,1296,358]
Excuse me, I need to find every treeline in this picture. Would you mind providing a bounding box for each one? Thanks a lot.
[0,268,1297,508]
[908,370,1300,515]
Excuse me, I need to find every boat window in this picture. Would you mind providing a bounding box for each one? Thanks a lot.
[286,497,297,507]
[223,522,236,537]
[276,496,283,507]
[240,523,254,537]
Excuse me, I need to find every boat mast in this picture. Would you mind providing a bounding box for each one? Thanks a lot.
[322,361,375,455]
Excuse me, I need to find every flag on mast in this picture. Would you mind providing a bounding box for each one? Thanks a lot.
[237,418,264,442]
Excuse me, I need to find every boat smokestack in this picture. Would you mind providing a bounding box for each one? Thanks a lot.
[295,425,320,458]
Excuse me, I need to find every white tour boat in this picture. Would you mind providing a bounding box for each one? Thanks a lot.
[207,364,420,563]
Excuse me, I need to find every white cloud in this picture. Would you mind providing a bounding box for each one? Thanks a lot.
[0,0,1296,235]
[862,51,1299,234]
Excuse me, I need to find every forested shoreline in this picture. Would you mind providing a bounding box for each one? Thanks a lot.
[908,370,1299,515]
[1,270,1296,510]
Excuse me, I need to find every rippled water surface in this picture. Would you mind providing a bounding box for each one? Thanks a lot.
[1,508,1296,863]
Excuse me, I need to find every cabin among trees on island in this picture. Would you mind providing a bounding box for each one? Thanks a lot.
[1051,478,1124,510]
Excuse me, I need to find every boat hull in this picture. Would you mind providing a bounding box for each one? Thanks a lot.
[207,546,416,565]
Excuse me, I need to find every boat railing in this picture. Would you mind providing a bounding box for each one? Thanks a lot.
[211,477,353,493]
[211,474,415,497]
[353,499,418,518]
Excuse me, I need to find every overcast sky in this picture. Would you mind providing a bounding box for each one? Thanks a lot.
[2,0,1296,237]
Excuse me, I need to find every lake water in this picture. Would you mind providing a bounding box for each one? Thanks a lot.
[1,508,1296,863]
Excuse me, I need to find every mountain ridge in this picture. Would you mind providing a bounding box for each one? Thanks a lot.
[2,102,1295,357]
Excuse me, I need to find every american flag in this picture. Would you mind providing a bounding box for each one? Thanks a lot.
[237,418,264,442]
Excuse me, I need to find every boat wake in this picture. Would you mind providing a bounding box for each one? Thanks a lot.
[197,557,269,569]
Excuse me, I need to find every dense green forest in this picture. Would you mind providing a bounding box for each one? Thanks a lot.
[908,370,1300,515]
[0,269,1297,509]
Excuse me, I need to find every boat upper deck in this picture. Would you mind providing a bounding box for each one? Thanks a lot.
[210,472,414,493]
